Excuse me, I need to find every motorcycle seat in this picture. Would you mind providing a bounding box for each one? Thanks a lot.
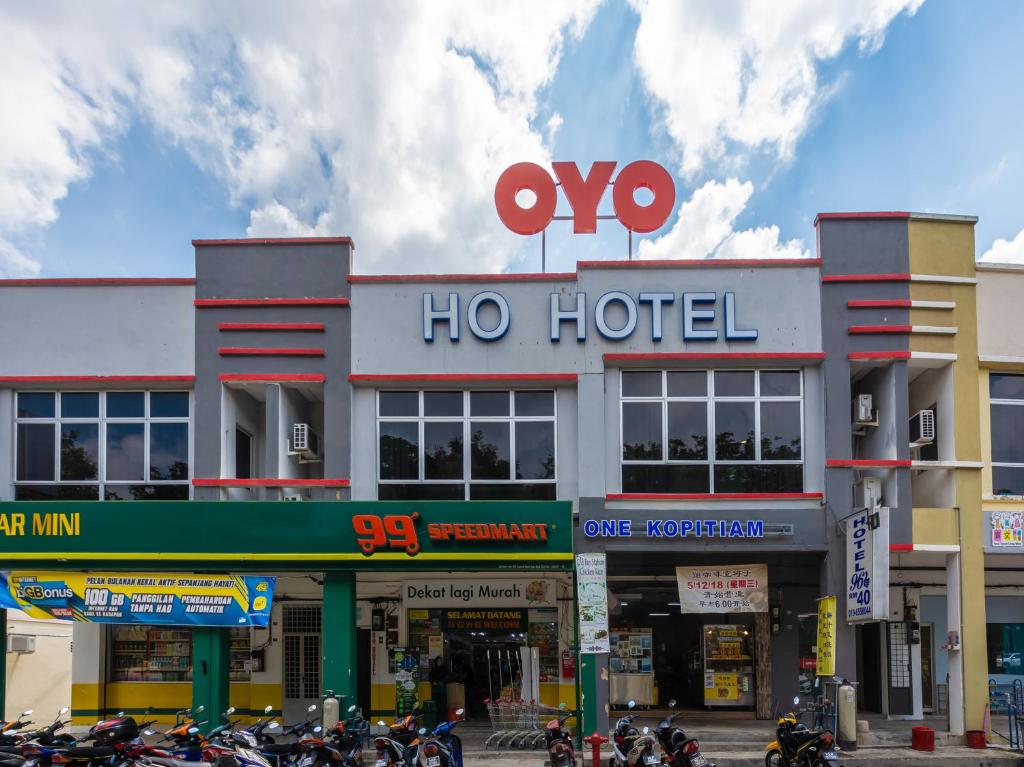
[262,745,297,755]
[62,746,117,758]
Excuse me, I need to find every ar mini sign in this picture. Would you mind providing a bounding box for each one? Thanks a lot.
[845,507,889,622]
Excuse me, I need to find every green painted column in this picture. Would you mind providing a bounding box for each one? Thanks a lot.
[1,609,7,720]
[192,628,230,732]
[322,572,357,707]
[580,653,600,737]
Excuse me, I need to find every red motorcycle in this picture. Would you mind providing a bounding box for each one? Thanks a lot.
[543,705,575,767]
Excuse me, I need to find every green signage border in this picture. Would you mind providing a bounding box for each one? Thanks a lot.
[0,500,573,572]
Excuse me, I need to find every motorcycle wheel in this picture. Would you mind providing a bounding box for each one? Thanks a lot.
[765,749,785,767]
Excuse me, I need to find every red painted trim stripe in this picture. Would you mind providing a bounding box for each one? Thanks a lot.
[847,300,913,308]
[889,543,914,552]
[195,297,349,307]
[218,322,326,332]
[814,212,910,224]
[826,459,912,468]
[821,273,911,283]
[192,477,350,488]
[349,373,578,383]
[0,278,195,287]
[603,352,825,362]
[192,237,353,246]
[578,258,821,269]
[219,347,325,357]
[848,351,912,361]
[607,492,823,501]
[0,375,194,384]
[349,272,576,283]
[219,373,326,383]
[849,325,913,334]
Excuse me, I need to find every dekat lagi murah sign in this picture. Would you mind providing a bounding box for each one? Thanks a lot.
[0,501,573,571]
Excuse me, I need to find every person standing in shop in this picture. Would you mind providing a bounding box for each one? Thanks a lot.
[429,656,449,719]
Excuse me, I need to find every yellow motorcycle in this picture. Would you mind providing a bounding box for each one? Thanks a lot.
[765,699,838,767]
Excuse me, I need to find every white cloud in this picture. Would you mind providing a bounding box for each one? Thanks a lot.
[979,229,1024,265]
[0,238,42,278]
[636,178,808,260]
[629,0,923,177]
[0,1,599,274]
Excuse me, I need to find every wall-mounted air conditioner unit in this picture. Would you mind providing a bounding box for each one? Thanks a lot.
[853,394,874,424]
[288,423,321,463]
[854,476,883,510]
[7,634,35,654]
[909,409,935,448]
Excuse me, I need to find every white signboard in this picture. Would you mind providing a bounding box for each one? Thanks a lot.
[990,511,1024,548]
[403,579,555,608]
[676,564,768,613]
[576,553,610,654]
[846,507,889,622]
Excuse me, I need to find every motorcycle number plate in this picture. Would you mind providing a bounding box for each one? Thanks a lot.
[299,756,314,767]
[691,754,708,767]
[374,760,387,767]
[644,755,661,765]
[426,757,441,767]
[822,752,838,761]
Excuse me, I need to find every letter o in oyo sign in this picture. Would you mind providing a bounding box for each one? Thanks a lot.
[612,160,676,233]
[494,162,558,235]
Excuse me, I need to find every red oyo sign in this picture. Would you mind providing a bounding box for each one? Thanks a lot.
[494,160,675,235]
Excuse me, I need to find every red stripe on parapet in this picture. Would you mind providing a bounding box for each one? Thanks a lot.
[848,325,913,334]
[0,375,194,383]
[606,493,823,501]
[577,259,822,269]
[218,323,326,331]
[847,300,913,308]
[848,351,911,361]
[349,373,577,383]
[195,297,349,307]
[821,273,911,283]
[219,374,326,382]
[218,348,325,356]
[814,212,910,224]
[0,278,195,286]
[826,459,912,467]
[603,352,825,362]
[192,478,350,487]
[348,273,576,283]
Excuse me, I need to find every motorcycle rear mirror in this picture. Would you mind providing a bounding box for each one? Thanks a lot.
[144,730,155,736]
[348,705,357,713]
[268,722,279,729]
[642,726,650,735]
[22,710,33,717]
[418,728,427,736]
[377,721,386,727]
[188,727,200,735]
[668,699,677,709]
[265,705,274,714]
[308,704,317,713]
[455,708,465,717]
[59,707,70,716]
[627,700,636,710]
[227,707,236,715]
[793,696,800,706]
[558,703,568,711]
[313,726,322,733]
[195,706,204,714]
[117,711,125,717]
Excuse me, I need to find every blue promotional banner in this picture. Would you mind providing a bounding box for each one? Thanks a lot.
[0,572,274,626]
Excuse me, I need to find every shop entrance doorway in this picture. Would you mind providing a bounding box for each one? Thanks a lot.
[282,604,322,722]
[447,630,529,719]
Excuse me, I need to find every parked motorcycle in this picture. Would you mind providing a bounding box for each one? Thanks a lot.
[373,708,422,767]
[0,708,74,767]
[654,700,713,767]
[411,708,463,767]
[610,700,640,767]
[765,698,838,767]
[625,727,660,767]
[325,706,365,767]
[543,704,575,767]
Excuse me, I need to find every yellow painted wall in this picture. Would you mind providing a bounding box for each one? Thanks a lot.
[71,682,282,725]
[911,508,959,546]
[909,218,986,733]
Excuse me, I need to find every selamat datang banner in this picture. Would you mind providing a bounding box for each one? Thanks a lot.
[0,572,275,626]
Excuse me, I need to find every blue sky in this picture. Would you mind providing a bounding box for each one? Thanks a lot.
[3,0,1024,277]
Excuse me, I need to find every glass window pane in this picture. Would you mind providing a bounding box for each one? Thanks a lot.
[515,391,554,417]
[760,371,801,397]
[667,402,708,460]
[622,371,662,398]
[993,466,1024,497]
[991,374,1024,401]
[470,391,510,417]
[16,423,55,481]
[424,391,463,417]
[379,391,419,417]
[15,484,98,501]
[61,392,99,418]
[60,423,99,480]
[151,422,189,481]
[236,429,252,480]
[17,392,54,418]
[105,485,190,501]
[715,402,755,460]
[667,371,707,397]
[622,402,663,461]
[714,464,803,493]
[151,392,189,418]
[378,483,464,501]
[107,392,145,418]
[379,422,419,480]
[106,423,145,481]
[424,422,463,480]
[714,370,755,397]
[470,483,556,500]
[760,401,802,459]
[621,465,710,493]
[471,421,511,479]
[992,404,1024,464]
[516,421,555,480]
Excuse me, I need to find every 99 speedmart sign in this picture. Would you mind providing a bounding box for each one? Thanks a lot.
[495,160,676,235]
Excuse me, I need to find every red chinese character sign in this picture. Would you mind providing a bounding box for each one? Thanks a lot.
[494,160,676,235]
[676,564,768,613]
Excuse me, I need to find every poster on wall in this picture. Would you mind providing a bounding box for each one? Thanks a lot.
[676,564,768,613]
[576,553,610,654]
[845,507,890,622]
[403,578,555,607]
[0,571,274,626]
[991,511,1024,548]
[816,596,837,677]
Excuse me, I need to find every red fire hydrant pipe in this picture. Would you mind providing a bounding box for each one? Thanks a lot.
[583,732,609,767]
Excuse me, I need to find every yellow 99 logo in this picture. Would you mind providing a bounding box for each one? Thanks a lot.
[253,596,268,611]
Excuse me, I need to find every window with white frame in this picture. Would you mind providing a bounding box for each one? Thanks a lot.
[14,391,191,500]
[377,390,556,500]
[620,369,803,493]
[991,374,1024,496]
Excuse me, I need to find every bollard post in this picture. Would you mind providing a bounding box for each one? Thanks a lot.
[583,732,608,767]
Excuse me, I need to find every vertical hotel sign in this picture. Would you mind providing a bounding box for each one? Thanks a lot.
[846,507,889,622]
[576,553,609,654]
[816,596,837,677]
